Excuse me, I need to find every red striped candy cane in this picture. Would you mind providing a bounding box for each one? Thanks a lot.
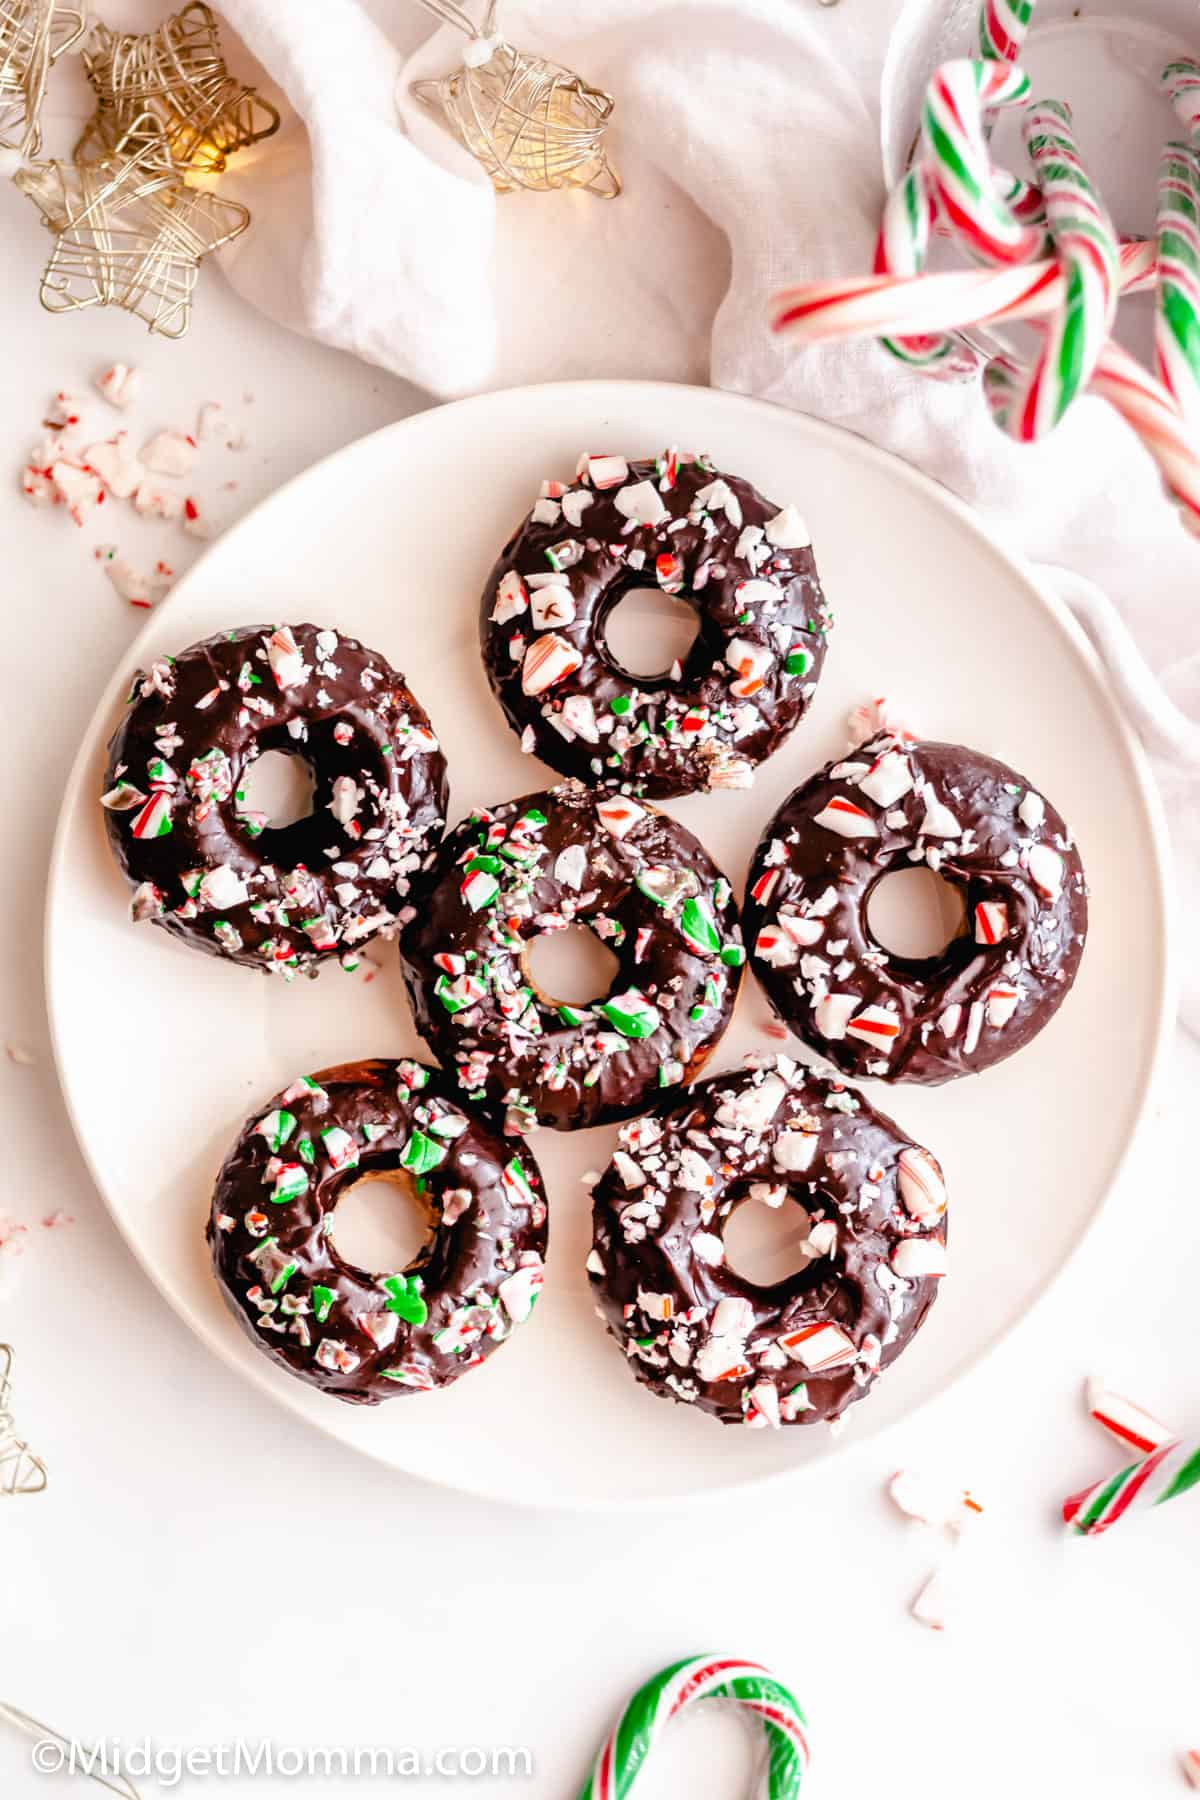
[993,99,1119,440]
[576,1656,810,1800]
[1064,1437,1200,1536]
[921,60,1042,267]
[1155,141,1200,426]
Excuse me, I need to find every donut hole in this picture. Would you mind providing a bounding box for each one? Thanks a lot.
[600,586,701,682]
[238,747,316,830]
[866,867,967,962]
[524,923,621,1008]
[722,1190,826,1289]
[326,1169,432,1274]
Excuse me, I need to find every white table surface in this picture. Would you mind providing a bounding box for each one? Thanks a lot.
[2,18,1199,1800]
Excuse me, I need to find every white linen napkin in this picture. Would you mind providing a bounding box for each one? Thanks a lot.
[217,0,1200,1025]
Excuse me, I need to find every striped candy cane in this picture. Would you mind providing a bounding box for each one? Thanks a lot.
[979,0,1035,62]
[921,60,1042,267]
[1090,339,1200,534]
[1064,1437,1200,1537]
[1155,142,1200,426]
[993,99,1119,440]
[772,242,1156,348]
[576,1656,810,1800]
[1164,56,1200,143]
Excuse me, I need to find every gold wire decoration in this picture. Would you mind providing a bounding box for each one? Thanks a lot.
[14,112,251,337]
[0,0,85,161]
[76,0,281,177]
[0,1344,47,1496]
[410,0,620,198]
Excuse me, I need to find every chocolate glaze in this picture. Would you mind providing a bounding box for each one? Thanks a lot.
[208,1059,548,1404]
[480,453,831,798]
[101,624,448,977]
[588,1057,947,1428]
[743,732,1088,1084]
[399,781,746,1132]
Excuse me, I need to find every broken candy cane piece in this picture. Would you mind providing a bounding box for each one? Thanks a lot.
[182,496,214,540]
[196,401,245,448]
[141,430,197,477]
[1085,1376,1174,1455]
[846,696,917,749]
[521,633,581,695]
[1182,1750,1200,1790]
[1027,842,1064,900]
[974,899,1009,945]
[910,1567,949,1631]
[86,432,145,499]
[51,460,105,525]
[45,390,84,429]
[858,748,913,807]
[897,1145,948,1223]
[21,442,61,505]
[579,453,628,489]
[134,480,184,521]
[891,1238,947,1279]
[95,364,140,410]
[813,795,877,838]
[763,503,811,548]
[888,1470,982,1531]
[95,544,170,609]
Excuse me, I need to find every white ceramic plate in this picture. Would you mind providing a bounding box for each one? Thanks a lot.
[46,381,1172,1509]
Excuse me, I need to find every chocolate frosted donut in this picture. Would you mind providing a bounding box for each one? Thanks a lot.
[399,781,746,1132]
[588,1056,947,1429]
[744,731,1088,1084]
[101,624,448,977]
[208,1059,548,1404]
[480,451,832,798]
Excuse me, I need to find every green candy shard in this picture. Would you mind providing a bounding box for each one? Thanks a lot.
[466,854,503,875]
[720,944,746,968]
[296,1136,315,1165]
[519,808,547,827]
[381,1274,428,1326]
[557,1003,588,1027]
[610,693,633,716]
[597,991,660,1040]
[270,1260,299,1295]
[311,1285,335,1324]
[399,1129,446,1175]
[679,896,720,956]
[785,648,812,676]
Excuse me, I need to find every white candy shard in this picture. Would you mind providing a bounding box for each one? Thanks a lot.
[134,480,184,521]
[596,797,644,839]
[1027,842,1064,900]
[561,694,599,743]
[1018,791,1045,830]
[614,480,669,528]
[561,488,593,527]
[95,547,168,608]
[491,570,527,623]
[814,993,858,1041]
[858,749,913,808]
[716,1073,785,1133]
[522,633,582,695]
[897,1146,948,1223]
[95,363,140,410]
[892,1238,947,1279]
[778,1320,856,1370]
[775,1130,818,1174]
[694,478,743,528]
[920,797,961,838]
[693,1231,724,1267]
[530,582,576,630]
[51,459,104,525]
[985,982,1019,1028]
[1085,1376,1174,1454]
[745,1381,781,1429]
[266,626,307,689]
[813,796,877,839]
[198,864,248,910]
[845,1005,901,1048]
[554,843,587,890]
[585,454,628,490]
[141,430,197,477]
[85,431,145,498]
[763,504,811,548]
[910,1568,949,1631]
[974,900,1009,945]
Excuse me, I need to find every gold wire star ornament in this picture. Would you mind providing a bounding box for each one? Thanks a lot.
[0,0,85,161]
[76,0,280,176]
[0,1344,47,1496]
[409,0,620,198]
[14,113,250,337]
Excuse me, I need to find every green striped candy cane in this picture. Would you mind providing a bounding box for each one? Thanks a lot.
[577,1655,809,1800]
[1063,1437,1200,1537]
[988,98,1119,440]
[1154,142,1200,426]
